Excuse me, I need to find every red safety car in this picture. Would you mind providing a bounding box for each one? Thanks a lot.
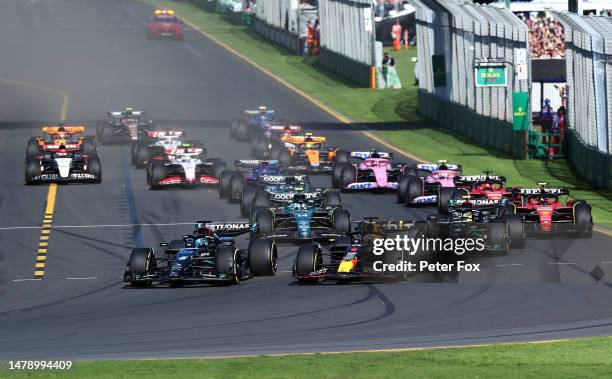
[146,9,184,40]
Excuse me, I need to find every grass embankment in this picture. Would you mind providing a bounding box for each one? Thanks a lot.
[142,1,611,228]
[4,337,612,378]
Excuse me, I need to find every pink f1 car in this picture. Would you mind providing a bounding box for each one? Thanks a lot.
[332,150,409,192]
[397,161,462,211]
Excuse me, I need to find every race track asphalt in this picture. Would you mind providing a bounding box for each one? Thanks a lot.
[0,0,611,361]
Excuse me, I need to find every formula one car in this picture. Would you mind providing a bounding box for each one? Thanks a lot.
[275,133,341,174]
[147,145,226,189]
[425,196,525,252]
[146,9,184,40]
[97,108,153,144]
[124,221,277,287]
[219,159,285,202]
[239,174,342,218]
[251,122,303,159]
[251,194,351,243]
[293,218,425,283]
[513,184,593,237]
[439,172,520,214]
[332,150,409,191]
[230,107,279,142]
[132,129,186,168]
[25,146,101,184]
[26,125,96,157]
[397,160,462,208]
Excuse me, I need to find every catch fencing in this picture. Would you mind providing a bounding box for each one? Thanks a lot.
[413,0,530,158]
[552,12,612,189]
[254,0,318,55]
[318,0,376,87]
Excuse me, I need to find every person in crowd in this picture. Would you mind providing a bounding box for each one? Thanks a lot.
[382,52,390,86]
[540,99,554,133]
[385,53,402,89]
[524,14,565,59]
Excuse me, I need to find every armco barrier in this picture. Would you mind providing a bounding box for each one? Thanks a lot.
[418,91,526,159]
[253,18,304,55]
[318,47,371,87]
[567,130,612,190]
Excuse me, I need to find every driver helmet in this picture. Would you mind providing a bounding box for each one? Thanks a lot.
[438,163,448,170]
[370,150,381,158]
[194,238,208,248]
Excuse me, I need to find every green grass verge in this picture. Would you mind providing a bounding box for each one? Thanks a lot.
[4,337,612,378]
[141,0,611,228]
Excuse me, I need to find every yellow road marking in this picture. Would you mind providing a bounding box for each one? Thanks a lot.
[34,270,45,276]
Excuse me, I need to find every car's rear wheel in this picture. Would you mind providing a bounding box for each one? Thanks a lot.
[25,159,41,184]
[241,187,257,218]
[332,208,351,234]
[26,138,40,158]
[254,208,274,237]
[253,189,271,208]
[278,149,291,166]
[334,150,349,164]
[219,171,233,199]
[503,214,525,249]
[101,124,113,144]
[248,239,277,276]
[397,174,410,203]
[136,145,150,169]
[82,137,96,155]
[437,187,455,215]
[404,175,422,206]
[324,190,342,207]
[340,164,355,192]
[229,172,244,203]
[88,155,102,182]
[487,222,510,255]
[574,202,593,238]
[211,159,227,178]
[295,244,321,283]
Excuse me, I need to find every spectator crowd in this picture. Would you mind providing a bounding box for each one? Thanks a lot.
[521,13,565,59]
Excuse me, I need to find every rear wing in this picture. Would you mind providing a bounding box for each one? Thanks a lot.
[455,175,506,184]
[355,218,424,232]
[284,135,326,144]
[167,147,204,155]
[415,163,461,172]
[147,130,183,138]
[349,151,392,159]
[196,221,253,237]
[265,123,302,132]
[269,191,320,202]
[517,188,569,196]
[234,159,279,168]
[448,198,507,208]
[245,109,275,116]
[258,174,308,184]
[108,110,144,118]
[42,126,85,134]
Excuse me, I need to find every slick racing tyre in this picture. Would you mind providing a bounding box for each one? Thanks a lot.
[253,137,268,159]
[229,172,244,203]
[254,208,274,236]
[334,149,350,164]
[487,222,510,255]
[278,149,292,166]
[149,161,166,190]
[211,159,227,178]
[295,244,321,283]
[332,208,351,234]
[131,143,139,166]
[241,187,257,218]
[26,138,40,158]
[397,175,411,203]
[253,189,271,208]
[235,123,249,141]
[324,190,342,207]
[503,214,526,249]
[88,155,102,183]
[437,187,455,215]
[25,159,41,185]
[82,137,96,155]
[331,163,344,189]
[219,171,233,199]
[136,144,150,169]
[248,239,277,276]
[216,246,240,284]
[270,143,282,160]
[340,164,356,192]
[249,206,269,227]
[101,123,113,144]
[574,202,593,238]
[128,248,154,287]
[404,175,422,206]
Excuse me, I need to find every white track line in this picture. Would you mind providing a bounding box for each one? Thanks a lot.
[183,43,203,58]
[12,279,42,282]
[0,222,195,231]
